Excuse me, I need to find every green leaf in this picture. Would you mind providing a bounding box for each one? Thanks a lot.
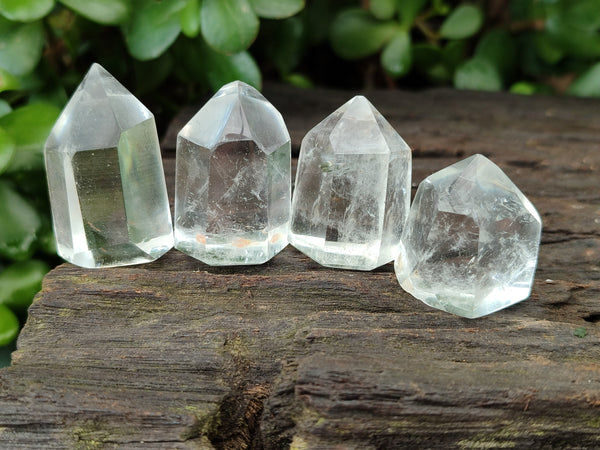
[545,9,600,58]
[59,0,130,25]
[454,58,502,91]
[440,4,483,40]
[38,229,56,255]
[475,30,517,79]
[0,103,60,173]
[381,31,412,77]
[509,81,539,95]
[283,72,313,88]
[0,304,19,347]
[370,0,396,21]
[567,62,600,97]
[29,84,69,109]
[510,0,535,21]
[262,17,305,75]
[433,0,450,15]
[399,0,428,27]
[330,9,399,59]
[204,50,261,91]
[303,0,337,45]
[0,67,19,92]
[412,43,442,70]
[564,0,600,31]
[0,0,54,22]
[0,18,45,76]
[412,42,460,84]
[533,32,564,64]
[250,0,303,19]
[0,260,49,310]
[180,0,201,37]
[0,99,11,117]
[201,0,259,54]
[425,63,452,83]
[442,39,467,71]
[179,37,261,91]
[125,0,185,60]
[0,181,41,261]
[0,127,15,174]
[134,52,174,95]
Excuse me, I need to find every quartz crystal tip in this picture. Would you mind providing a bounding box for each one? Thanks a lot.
[395,154,542,318]
[174,81,291,265]
[289,95,412,270]
[44,63,174,268]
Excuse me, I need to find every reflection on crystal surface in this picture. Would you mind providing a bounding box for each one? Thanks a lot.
[44,63,173,268]
[290,96,411,270]
[174,81,291,265]
[395,154,542,318]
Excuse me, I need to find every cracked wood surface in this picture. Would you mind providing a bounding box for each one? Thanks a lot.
[1,85,599,449]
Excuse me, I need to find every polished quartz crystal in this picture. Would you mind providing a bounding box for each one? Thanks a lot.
[174,81,291,265]
[289,96,411,270]
[395,154,542,318]
[44,63,173,268]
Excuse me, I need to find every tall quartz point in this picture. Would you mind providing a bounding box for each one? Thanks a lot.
[395,154,542,318]
[290,96,411,270]
[44,63,173,268]
[174,81,291,265]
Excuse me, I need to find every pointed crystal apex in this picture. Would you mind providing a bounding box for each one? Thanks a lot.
[174,81,291,265]
[84,63,116,90]
[46,63,152,152]
[340,96,377,122]
[328,95,404,155]
[290,96,412,270]
[44,63,173,268]
[179,80,289,155]
[215,80,265,102]
[395,154,542,318]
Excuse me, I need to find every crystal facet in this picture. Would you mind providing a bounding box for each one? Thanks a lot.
[289,96,412,270]
[44,63,173,268]
[395,154,542,318]
[174,81,291,265]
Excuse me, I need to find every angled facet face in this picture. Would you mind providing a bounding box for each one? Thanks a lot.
[289,96,412,270]
[44,63,173,268]
[395,154,542,318]
[174,81,291,265]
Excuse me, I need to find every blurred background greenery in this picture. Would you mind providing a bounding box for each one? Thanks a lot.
[1,0,599,366]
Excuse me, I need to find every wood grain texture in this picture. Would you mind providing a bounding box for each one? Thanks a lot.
[1,85,599,449]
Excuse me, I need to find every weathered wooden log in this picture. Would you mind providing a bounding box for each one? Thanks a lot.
[0,85,598,448]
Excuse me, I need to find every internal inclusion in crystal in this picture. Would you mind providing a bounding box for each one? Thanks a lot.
[174,81,291,265]
[290,96,411,270]
[395,154,542,318]
[44,64,173,268]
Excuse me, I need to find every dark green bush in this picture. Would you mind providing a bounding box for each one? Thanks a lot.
[325,0,600,95]
[0,0,598,364]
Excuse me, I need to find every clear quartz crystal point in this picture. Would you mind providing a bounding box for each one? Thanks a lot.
[395,154,542,318]
[44,63,173,268]
[289,95,412,270]
[174,81,291,265]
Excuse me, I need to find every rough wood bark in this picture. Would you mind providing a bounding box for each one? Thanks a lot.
[1,85,599,449]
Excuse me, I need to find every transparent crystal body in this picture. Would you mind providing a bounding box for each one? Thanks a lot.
[289,96,411,270]
[174,81,291,265]
[44,63,173,268]
[395,154,542,318]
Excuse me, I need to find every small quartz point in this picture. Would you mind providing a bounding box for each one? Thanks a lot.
[44,63,173,268]
[289,96,412,270]
[395,154,542,318]
[174,81,291,265]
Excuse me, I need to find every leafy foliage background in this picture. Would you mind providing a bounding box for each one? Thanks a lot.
[0,0,599,363]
